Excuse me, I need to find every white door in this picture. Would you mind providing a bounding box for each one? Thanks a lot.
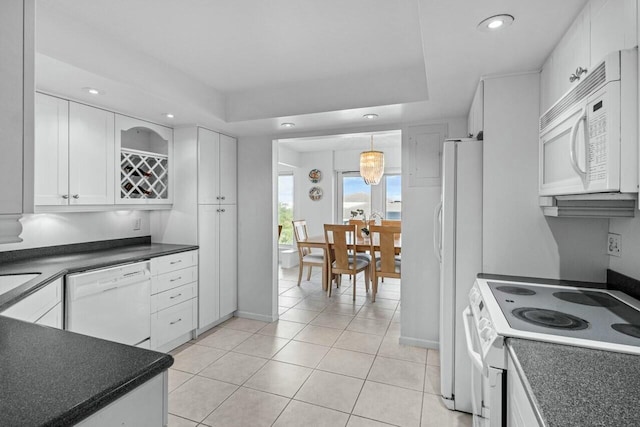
[219,204,237,316]
[198,204,220,327]
[68,102,115,205]
[34,93,69,205]
[219,134,237,205]
[198,128,220,204]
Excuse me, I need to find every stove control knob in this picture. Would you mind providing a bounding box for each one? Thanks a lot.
[480,327,494,341]
[479,318,491,330]
[469,289,481,305]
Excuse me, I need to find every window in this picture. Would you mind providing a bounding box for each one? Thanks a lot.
[337,172,401,223]
[278,174,294,245]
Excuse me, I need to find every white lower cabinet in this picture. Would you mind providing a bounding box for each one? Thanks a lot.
[198,204,237,329]
[507,351,540,427]
[76,371,167,427]
[150,251,198,351]
[0,278,62,328]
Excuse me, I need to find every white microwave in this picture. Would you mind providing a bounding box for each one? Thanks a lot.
[539,49,638,196]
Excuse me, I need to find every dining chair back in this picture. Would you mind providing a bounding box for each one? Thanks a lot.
[368,224,401,302]
[292,219,325,286]
[324,224,370,299]
[381,219,401,226]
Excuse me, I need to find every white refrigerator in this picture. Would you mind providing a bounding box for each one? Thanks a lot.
[437,138,482,415]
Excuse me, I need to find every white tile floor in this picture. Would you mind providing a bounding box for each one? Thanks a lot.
[167,267,472,427]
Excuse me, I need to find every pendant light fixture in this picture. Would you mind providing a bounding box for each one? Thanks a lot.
[360,135,384,185]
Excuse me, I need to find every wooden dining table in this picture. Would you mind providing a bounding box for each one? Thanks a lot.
[298,232,401,291]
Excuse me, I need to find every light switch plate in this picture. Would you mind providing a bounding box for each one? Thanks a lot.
[607,233,621,257]
[133,217,142,231]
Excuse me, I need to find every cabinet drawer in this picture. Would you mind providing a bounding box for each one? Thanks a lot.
[2,279,62,323]
[151,266,197,294]
[151,299,195,349]
[151,282,197,313]
[151,251,197,276]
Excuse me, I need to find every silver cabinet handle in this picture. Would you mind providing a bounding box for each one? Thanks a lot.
[576,66,587,76]
[72,194,80,199]
[62,195,69,199]
[220,209,226,213]
[221,196,226,200]
[170,318,182,325]
[216,196,221,200]
[170,276,182,282]
[170,260,182,265]
[169,293,182,299]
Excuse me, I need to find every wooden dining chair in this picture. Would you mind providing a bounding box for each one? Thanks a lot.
[381,219,401,226]
[278,225,283,239]
[368,224,401,302]
[324,224,370,299]
[292,219,325,286]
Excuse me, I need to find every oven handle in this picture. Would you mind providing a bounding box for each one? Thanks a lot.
[569,107,588,180]
[462,307,484,371]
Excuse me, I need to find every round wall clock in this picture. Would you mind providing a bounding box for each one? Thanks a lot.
[309,186,323,201]
[308,169,322,183]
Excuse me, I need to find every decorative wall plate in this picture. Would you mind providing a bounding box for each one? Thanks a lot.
[309,186,323,201]
[308,169,322,183]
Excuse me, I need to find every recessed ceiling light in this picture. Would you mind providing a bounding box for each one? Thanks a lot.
[164,113,174,119]
[281,122,295,128]
[363,113,379,120]
[477,14,514,32]
[82,87,103,95]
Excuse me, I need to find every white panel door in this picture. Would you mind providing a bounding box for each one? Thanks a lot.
[197,128,220,204]
[34,93,69,205]
[218,204,237,317]
[68,102,115,205]
[219,134,237,205]
[590,0,637,68]
[198,204,219,328]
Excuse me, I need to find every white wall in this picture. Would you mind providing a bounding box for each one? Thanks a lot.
[609,215,640,279]
[0,211,150,251]
[237,135,279,321]
[294,151,335,237]
[400,118,466,348]
[483,73,609,282]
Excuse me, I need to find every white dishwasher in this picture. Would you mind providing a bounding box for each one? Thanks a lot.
[66,261,151,348]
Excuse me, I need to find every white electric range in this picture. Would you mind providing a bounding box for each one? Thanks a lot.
[463,277,640,427]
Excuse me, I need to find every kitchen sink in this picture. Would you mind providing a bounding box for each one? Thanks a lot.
[0,274,39,295]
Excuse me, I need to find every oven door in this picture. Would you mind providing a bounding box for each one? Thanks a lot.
[463,307,504,427]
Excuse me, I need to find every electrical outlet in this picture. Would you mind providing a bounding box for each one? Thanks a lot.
[607,233,621,257]
[133,218,142,231]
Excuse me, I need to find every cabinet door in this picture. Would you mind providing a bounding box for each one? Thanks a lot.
[553,6,590,98]
[0,0,33,216]
[198,204,220,328]
[539,55,554,115]
[197,128,220,204]
[34,93,69,205]
[219,134,237,205]
[68,103,115,205]
[219,204,237,317]
[590,0,637,67]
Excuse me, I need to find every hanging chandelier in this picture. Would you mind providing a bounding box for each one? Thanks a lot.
[360,135,384,185]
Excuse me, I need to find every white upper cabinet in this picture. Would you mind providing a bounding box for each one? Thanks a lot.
[34,93,69,206]
[68,103,115,205]
[115,115,173,205]
[540,0,638,114]
[197,128,237,205]
[590,0,637,67]
[0,0,34,243]
[35,94,115,206]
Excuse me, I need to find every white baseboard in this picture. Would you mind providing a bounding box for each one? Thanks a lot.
[399,336,439,349]
[235,310,276,323]
[196,313,234,336]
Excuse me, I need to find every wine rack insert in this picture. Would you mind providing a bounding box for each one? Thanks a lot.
[120,148,168,199]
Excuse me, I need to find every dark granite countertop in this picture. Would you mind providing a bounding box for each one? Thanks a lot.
[507,338,640,427]
[0,236,198,311]
[0,315,173,426]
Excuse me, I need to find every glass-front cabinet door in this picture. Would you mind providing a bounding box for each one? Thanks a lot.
[115,115,173,205]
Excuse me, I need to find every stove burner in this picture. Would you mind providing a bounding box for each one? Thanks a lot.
[512,307,589,330]
[611,324,640,339]
[496,286,536,296]
[553,291,619,307]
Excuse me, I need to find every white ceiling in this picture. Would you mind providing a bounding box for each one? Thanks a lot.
[279,130,401,153]
[34,0,588,136]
